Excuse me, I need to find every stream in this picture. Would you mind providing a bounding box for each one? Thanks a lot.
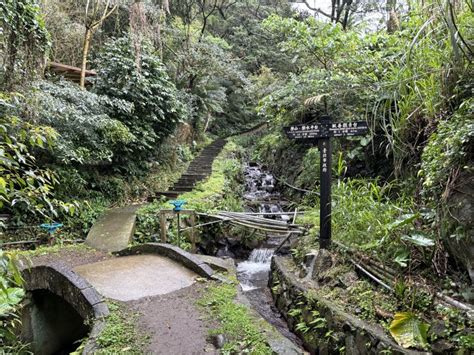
[235,163,303,347]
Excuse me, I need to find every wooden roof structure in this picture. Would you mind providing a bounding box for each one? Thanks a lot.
[46,62,97,85]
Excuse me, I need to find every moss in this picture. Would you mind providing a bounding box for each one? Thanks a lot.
[18,243,91,258]
[197,277,273,354]
[95,302,149,354]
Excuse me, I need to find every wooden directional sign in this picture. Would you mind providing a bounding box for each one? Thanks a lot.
[284,117,368,249]
[284,121,368,140]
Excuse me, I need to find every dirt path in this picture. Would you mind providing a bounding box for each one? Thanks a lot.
[129,283,218,355]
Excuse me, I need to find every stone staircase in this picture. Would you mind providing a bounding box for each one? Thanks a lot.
[152,139,227,200]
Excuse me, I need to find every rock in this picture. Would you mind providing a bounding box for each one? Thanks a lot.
[432,339,455,354]
[339,271,359,288]
[196,255,235,272]
[444,171,474,284]
[216,247,235,258]
[429,320,447,339]
[212,334,226,349]
[311,249,334,281]
[299,250,318,278]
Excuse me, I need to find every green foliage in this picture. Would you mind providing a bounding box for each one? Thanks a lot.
[197,279,272,354]
[0,249,26,351]
[207,0,293,73]
[0,0,50,88]
[27,80,134,165]
[94,37,186,175]
[295,147,320,190]
[0,99,77,225]
[420,98,474,202]
[164,26,255,136]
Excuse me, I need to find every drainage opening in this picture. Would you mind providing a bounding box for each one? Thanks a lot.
[21,289,90,355]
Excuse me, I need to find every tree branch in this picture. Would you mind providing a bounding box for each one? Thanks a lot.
[302,0,333,18]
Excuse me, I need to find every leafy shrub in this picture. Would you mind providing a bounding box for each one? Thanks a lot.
[0,96,76,225]
[27,80,134,165]
[0,250,26,352]
[295,147,320,190]
[94,37,186,175]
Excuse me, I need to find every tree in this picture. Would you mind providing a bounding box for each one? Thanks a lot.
[94,37,186,174]
[80,0,118,88]
[386,0,399,33]
[302,0,355,29]
[0,0,50,89]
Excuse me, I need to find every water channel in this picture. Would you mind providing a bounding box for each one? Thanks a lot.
[235,163,303,347]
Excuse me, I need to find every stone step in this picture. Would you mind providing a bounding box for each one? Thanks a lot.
[151,191,180,200]
[175,178,198,184]
[187,165,212,169]
[174,181,199,187]
[150,139,226,201]
[189,160,213,164]
[181,173,208,177]
[172,187,194,192]
[186,171,212,175]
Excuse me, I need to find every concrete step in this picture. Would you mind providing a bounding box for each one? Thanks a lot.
[150,139,226,201]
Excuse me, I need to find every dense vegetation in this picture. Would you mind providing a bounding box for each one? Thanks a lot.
[1,0,473,352]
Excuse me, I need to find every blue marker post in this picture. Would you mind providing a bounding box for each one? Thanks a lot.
[169,200,187,247]
[40,222,63,245]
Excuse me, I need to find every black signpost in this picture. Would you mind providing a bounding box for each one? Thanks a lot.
[284,116,368,249]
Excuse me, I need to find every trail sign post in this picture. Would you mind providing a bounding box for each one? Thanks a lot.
[284,116,368,249]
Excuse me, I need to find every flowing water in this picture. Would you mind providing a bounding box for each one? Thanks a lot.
[236,163,303,347]
[237,248,274,291]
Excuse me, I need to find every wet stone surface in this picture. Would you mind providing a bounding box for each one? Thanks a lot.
[74,255,197,301]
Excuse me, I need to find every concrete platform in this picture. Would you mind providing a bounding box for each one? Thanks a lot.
[74,255,197,302]
[85,205,141,252]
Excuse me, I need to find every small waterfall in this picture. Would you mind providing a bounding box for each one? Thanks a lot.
[248,248,274,263]
[237,249,274,291]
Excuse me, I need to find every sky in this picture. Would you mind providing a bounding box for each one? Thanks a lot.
[292,0,334,16]
[291,0,388,30]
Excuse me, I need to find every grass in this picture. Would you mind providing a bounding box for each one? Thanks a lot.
[17,243,92,258]
[197,278,273,354]
[95,302,149,354]
[296,178,422,268]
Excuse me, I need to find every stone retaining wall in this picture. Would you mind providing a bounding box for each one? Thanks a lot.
[270,256,423,355]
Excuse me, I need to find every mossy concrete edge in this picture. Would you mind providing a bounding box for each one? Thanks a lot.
[270,256,427,355]
[21,263,109,354]
[114,243,214,278]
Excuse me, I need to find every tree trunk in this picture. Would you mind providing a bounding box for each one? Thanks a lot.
[80,28,93,89]
[387,0,399,34]
[203,112,211,133]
